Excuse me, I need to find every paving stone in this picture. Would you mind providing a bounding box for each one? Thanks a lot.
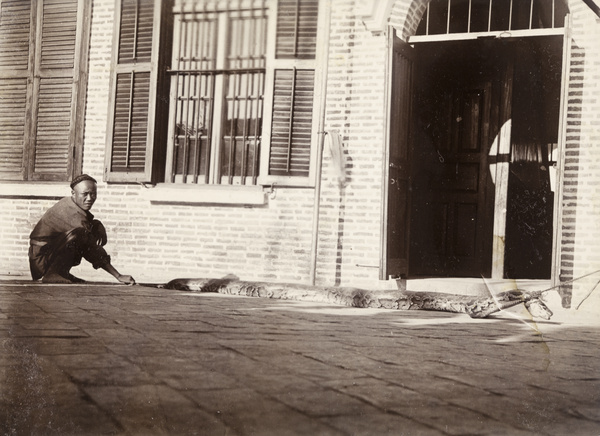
[185,387,346,436]
[84,384,234,435]
[1,283,599,435]
[321,412,447,436]
[156,366,240,391]
[269,387,384,417]
[24,336,109,355]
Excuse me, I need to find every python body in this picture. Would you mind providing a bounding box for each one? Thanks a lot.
[163,275,553,319]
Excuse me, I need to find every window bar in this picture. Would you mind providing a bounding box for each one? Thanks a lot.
[252,84,262,185]
[170,11,186,183]
[227,33,240,185]
[252,7,266,185]
[446,0,451,34]
[509,0,513,30]
[125,73,135,167]
[552,0,555,28]
[426,3,430,35]
[240,21,253,185]
[488,0,493,32]
[229,72,241,185]
[529,0,534,29]
[180,21,191,183]
[170,73,180,182]
[169,67,266,74]
[204,75,214,184]
[240,72,250,185]
[199,17,212,184]
[467,0,472,33]
[247,72,257,185]
[286,67,297,173]
[189,18,200,184]
[253,71,264,184]
[244,16,260,184]
[203,23,215,185]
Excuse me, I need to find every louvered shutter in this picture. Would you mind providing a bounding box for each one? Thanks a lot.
[269,69,315,176]
[275,0,318,59]
[0,0,89,182]
[105,0,166,183]
[261,0,327,185]
[0,0,31,180]
[30,0,89,181]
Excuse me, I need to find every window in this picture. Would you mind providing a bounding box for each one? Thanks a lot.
[0,0,90,182]
[166,5,267,185]
[415,0,567,37]
[105,0,326,187]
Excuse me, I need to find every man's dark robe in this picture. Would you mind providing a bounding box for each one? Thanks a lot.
[29,197,110,280]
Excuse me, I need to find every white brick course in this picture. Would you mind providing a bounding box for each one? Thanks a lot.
[1,0,599,304]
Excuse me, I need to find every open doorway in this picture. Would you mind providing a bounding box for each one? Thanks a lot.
[407,36,563,279]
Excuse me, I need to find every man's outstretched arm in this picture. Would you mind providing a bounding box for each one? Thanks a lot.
[102,263,136,285]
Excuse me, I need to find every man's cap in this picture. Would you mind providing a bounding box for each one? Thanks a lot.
[70,174,97,189]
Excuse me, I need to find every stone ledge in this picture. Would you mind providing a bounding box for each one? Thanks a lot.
[0,182,68,199]
[141,184,267,206]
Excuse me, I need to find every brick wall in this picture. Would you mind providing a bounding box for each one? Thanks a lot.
[561,1,600,310]
[2,0,599,303]
[0,0,396,289]
[316,0,393,288]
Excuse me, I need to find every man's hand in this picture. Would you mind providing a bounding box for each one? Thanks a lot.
[117,274,136,285]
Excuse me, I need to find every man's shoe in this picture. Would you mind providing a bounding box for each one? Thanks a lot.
[67,274,86,283]
[41,273,74,284]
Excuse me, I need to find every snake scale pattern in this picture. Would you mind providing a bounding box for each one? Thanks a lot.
[163,275,553,319]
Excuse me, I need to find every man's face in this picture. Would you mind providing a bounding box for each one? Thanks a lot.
[71,180,97,211]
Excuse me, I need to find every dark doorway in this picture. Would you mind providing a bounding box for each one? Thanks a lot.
[504,37,563,279]
[408,37,562,279]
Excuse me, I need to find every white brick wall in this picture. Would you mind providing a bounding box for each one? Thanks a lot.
[563,1,600,309]
[1,0,599,305]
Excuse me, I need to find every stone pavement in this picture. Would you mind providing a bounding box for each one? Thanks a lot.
[0,282,599,436]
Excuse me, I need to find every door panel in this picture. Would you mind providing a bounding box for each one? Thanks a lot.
[381,30,413,279]
[435,82,491,275]
[411,77,492,277]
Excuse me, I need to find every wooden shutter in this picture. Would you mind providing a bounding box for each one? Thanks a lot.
[30,0,89,181]
[261,0,327,186]
[269,68,314,176]
[105,0,166,183]
[0,0,31,180]
[381,30,413,280]
[0,0,89,182]
[275,0,318,59]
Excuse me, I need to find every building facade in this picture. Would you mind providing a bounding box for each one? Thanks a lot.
[0,0,599,308]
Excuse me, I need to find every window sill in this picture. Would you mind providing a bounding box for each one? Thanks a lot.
[0,182,68,199]
[142,184,267,206]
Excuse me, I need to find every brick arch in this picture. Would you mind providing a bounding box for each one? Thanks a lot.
[389,0,429,41]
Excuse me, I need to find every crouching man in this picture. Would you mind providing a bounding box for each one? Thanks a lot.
[29,174,136,285]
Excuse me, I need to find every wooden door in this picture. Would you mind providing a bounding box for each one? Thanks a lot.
[411,77,493,277]
[433,82,492,276]
[381,30,413,279]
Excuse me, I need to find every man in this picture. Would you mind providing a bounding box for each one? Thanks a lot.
[29,174,135,285]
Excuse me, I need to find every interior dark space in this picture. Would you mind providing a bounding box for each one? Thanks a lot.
[408,36,562,279]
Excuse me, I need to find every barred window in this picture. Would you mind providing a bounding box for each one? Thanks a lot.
[105,0,325,187]
[166,2,267,185]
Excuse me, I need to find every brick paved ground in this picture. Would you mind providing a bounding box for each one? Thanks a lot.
[0,282,599,435]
